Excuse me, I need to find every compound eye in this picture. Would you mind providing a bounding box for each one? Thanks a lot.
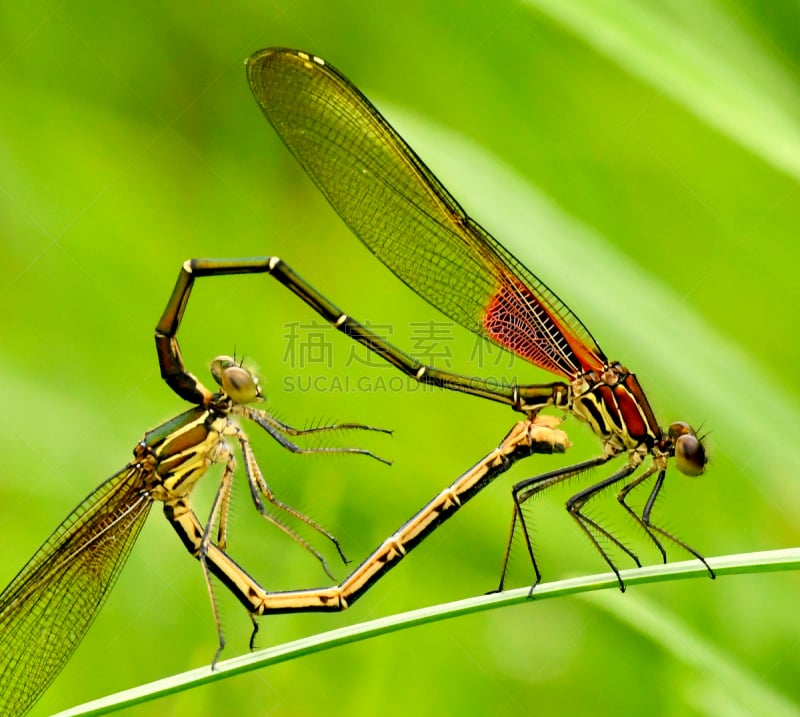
[210,356,263,404]
[675,433,706,476]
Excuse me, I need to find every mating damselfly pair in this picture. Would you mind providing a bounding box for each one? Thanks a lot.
[0,48,712,716]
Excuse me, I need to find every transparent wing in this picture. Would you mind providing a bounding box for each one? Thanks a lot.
[246,47,606,377]
[0,465,152,716]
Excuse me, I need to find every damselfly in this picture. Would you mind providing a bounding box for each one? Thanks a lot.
[0,264,390,716]
[238,47,714,591]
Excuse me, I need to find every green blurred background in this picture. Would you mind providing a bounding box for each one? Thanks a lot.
[1,1,798,715]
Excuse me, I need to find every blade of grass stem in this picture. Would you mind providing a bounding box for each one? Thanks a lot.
[52,547,799,717]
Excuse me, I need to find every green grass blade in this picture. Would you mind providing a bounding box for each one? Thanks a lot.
[50,548,799,717]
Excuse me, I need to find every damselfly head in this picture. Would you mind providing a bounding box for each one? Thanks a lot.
[668,421,706,477]
[210,355,264,404]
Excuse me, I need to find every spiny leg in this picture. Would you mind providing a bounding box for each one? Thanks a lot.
[624,469,715,578]
[163,491,231,666]
[616,465,668,563]
[257,412,392,438]
[498,455,612,592]
[215,455,235,550]
[245,406,392,466]
[497,495,538,593]
[236,428,346,578]
[565,463,640,591]
[198,450,239,664]
[243,407,391,465]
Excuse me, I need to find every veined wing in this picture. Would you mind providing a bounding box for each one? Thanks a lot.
[0,465,152,717]
[246,48,606,378]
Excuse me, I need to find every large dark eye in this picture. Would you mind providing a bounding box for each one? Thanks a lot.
[210,355,263,405]
[667,421,707,476]
[675,434,706,476]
